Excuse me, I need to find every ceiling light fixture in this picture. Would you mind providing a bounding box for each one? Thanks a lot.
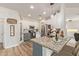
[41,20,45,22]
[30,5,34,9]
[43,11,46,15]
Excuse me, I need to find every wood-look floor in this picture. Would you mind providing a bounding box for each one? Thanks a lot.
[0,41,32,56]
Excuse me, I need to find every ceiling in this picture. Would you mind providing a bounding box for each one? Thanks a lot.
[0,3,53,21]
[65,3,79,20]
[0,3,79,21]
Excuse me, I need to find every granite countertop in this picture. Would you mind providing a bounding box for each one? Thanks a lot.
[31,36,70,53]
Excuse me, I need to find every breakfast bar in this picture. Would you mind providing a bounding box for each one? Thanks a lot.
[31,36,70,56]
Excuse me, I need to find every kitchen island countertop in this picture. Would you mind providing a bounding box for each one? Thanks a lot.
[31,36,70,53]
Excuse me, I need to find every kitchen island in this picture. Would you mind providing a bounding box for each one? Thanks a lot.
[31,36,70,56]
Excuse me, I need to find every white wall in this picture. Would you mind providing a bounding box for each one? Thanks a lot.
[44,15,56,27]
[0,7,21,48]
[66,21,79,37]
[20,17,40,30]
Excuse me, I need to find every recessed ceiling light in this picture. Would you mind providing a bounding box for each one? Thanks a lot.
[28,14,31,17]
[30,5,34,9]
[41,20,45,22]
[43,11,46,15]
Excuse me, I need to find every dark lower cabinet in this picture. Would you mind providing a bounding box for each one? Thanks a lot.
[24,33,31,41]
